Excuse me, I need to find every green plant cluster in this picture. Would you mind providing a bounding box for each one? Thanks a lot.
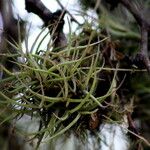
[0,25,119,144]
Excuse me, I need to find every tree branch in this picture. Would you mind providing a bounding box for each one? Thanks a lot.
[25,0,67,50]
[120,0,150,29]
[139,24,150,72]
[25,0,52,24]
[119,0,150,72]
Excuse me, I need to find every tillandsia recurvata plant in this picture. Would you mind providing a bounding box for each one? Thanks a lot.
[0,0,150,149]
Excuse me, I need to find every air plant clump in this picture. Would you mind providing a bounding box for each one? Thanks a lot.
[0,25,122,144]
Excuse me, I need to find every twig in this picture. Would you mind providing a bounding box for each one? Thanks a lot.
[56,0,82,26]
[127,112,150,149]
